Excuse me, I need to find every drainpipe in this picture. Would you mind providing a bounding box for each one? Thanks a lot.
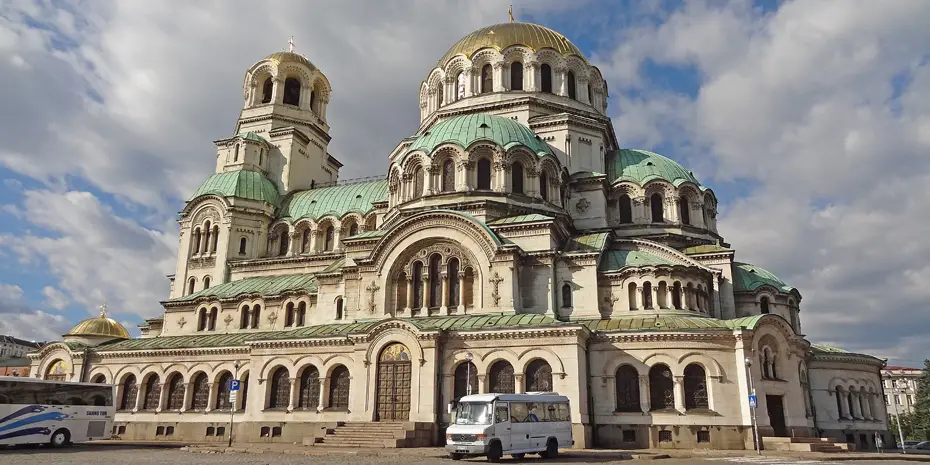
[585,332,597,448]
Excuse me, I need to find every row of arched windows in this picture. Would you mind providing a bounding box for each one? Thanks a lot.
[616,194,714,229]
[399,158,560,205]
[270,217,375,258]
[186,275,211,296]
[118,372,247,412]
[452,359,554,400]
[191,221,219,256]
[267,365,350,410]
[197,307,218,332]
[259,76,319,111]
[834,385,881,421]
[394,256,475,313]
[461,64,583,101]
[614,363,709,412]
[627,280,710,313]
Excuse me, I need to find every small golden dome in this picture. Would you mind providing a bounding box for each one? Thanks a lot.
[65,304,130,340]
[262,51,316,70]
[437,22,586,68]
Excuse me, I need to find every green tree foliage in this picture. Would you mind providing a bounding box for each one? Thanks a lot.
[912,359,930,440]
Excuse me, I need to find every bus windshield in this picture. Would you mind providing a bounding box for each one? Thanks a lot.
[455,402,492,425]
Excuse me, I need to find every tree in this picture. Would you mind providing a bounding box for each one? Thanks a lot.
[912,359,930,440]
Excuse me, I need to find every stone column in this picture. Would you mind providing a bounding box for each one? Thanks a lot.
[286,231,298,256]
[405,277,414,313]
[673,376,686,412]
[272,77,283,104]
[493,62,505,92]
[514,374,525,394]
[457,275,466,313]
[156,383,168,413]
[317,378,326,412]
[200,229,209,254]
[652,286,661,310]
[464,68,474,97]
[579,78,590,104]
[665,285,674,310]
[181,382,194,412]
[308,228,318,253]
[300,85,311,110]
[681,285,689,311]
[639,375,650,413]
[320,96,329,121]
[477,375,487,394]
[711,278,721,318]
[440,273,449,314]
[557,67,568,96]
[526,62,538,91]
[862,394,873,420]
[204,383,214,413]
[852,393,863,419]
[839,390,851,418]
[635,286,643,310]
[333,227,342,252]
[421,276,430,313]
[287,379,297,412]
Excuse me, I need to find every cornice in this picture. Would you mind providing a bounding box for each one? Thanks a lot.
[98,347,251,359]
[269,126,311,145]
[594,331,735,343]
[228,251,343,268]
[237,113,332,143]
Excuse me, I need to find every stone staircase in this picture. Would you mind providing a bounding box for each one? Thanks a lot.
[304,422,433,448]
[763,437,856,453]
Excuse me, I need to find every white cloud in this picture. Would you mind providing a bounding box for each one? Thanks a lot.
[42,285,69,310]
[0,283,70,342]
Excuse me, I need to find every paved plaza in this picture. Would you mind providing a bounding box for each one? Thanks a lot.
[0,446,925,465]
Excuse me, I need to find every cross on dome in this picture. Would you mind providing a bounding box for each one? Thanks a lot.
[99,301,108,318]
[508,5,514,22]
[288,36,295,53]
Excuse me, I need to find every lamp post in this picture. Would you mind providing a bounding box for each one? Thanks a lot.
[228,360,240,447]
[745,357,760,454]
[465,352,474,396]
[890,386,906,454]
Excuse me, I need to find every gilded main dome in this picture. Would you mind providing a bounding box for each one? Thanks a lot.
[437,22,586,67]
[262,51,316,70]
[65,312,130,340]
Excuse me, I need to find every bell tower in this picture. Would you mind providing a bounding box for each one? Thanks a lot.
[227,39,341,194]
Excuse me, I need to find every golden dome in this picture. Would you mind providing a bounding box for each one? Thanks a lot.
[262,51,316,70]
[65,306,130,340]
[437,22,586,68]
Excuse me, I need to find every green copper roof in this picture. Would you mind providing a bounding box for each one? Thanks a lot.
[190,170,281,206]
[346,229,385,239]
[810,344,884,362]
[608,149,701,187]
[406,114,552,158]
[811,344,848,354]
[237,132,268,144]
[564,232,610,254]
[599,249,678,272]
[101,332,254,351]
[682,244,732,255]
[732,262,796,294]
[579,314,769,332]
[488,214,554,225]
[167,274,318,303]
[279,180,387,222]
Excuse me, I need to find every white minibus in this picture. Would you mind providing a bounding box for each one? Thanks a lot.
[445,392,573,462]
[0,376,115,447]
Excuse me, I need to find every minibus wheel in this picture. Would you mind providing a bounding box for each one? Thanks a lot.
[540,438,558,459]
[50,429,70,448]
[487,441,503,462]
[450,453,463,460]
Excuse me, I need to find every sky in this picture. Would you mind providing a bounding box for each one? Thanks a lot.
[0,0,927,367]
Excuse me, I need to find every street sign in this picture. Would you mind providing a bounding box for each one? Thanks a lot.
[748,394,757,409]
[230,390,238,403]
[229,379,240,391]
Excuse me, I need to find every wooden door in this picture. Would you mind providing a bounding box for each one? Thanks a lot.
[376,361,411,420]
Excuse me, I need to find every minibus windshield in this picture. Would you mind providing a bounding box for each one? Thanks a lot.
[455,402,492,425]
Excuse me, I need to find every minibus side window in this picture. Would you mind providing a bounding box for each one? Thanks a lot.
[495,404,509,423]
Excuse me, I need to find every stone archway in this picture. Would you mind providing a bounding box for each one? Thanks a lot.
[376,342,412,421]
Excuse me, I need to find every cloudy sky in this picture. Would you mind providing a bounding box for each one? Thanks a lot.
[0,0,927,366]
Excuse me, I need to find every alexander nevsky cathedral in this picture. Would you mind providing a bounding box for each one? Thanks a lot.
[29,20,891,451]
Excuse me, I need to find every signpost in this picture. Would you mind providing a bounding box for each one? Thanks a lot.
[745,357,760,454]
[748,394,757,409]
[228,360,240,447]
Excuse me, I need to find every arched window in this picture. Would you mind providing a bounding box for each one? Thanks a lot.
[190,373,209,411]
[208,306,217,330]
[437,82,444,107]
[211,225,219,253]
[216,372,232,410]
[453,362,478,400]
[261,77,273,104]
[442,159,455,192]
[268,367,289,409]
[511,161,524,194]
[301,229,310,253]
[455,71,465,100]
[510,61,523,90]
[239,237,247,255]
[192,227,202,255]
[540,172,549,201]
[278,231,289,256]
[283,78,300,106]
[587,83,593,104]
[204,221,212,254]
[335,297,343,320]
[448,258,460,307]
[203,276,211,290]
[489,361,515,394]
[679,196,691,225]
[643,282,653,309]
[239,305,249,329]
[298,366,320,409]
[119,375,137,410]
[197,308,208,332]
[251,305,261,329]
[561,283,572,308]
[618,194,633,223]
[412,261,423,308]
[297,301,306,326]
[567,71,576,99]
[649,364,674,411]
[240,372,249,409]
[525,360,553,392]
[285,302,295,327]
[672,282,683,309]
[541,64,552,93]
[309,89,317,113]
[615,365,640,412]
[349,223,358,237]
[165,373,184,411]
[324,226,334,251]
[429,254,442,308]
[684,364,708,410]
[233,144,239,162]
[142,375,160,411]
[328,366,350,409]
[481,64,493,94]
[835,387,845,418]
[187,278,196,296]
[477,159,492,190]
[760,296,770,314]
[412,166,424,200]
[650,193,664,223]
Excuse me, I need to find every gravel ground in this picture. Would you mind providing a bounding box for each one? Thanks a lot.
[0,446,923,465]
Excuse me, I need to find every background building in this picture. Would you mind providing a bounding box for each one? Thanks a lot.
[883,366,922,416]
[0,335,40,358]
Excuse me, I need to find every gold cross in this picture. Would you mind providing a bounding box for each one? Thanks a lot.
[508,4,515,22]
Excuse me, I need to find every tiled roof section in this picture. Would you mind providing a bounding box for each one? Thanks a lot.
[238,132,269,144]
[810,344,885,363]
[278,179,388,222]
[320,257,346,274]
[100,332,254,351]
[564,232,610,254]
[599,249,677,272]
[347,229,385,239]
[0,357,30,367]
[732,262,795,293]
[488,214,554,225]
[190,170,281,207]
[167,274,318,303]
[579,314,769,332]
[407,313,562,331]
[682,244,732,255]
[405,114,552,158]
[608,149,701,187]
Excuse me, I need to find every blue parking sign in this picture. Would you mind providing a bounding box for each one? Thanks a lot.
[748,394,757,408]
[229,379,240,391]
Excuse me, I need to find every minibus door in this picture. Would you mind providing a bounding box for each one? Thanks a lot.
[493,402,512,451]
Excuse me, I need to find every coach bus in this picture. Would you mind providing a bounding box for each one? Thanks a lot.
[446,392,573,462]
[0,376,115,447]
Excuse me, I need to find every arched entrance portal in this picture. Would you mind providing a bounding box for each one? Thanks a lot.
[376,343,412,421]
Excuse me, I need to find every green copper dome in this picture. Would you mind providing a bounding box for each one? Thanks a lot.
[190,170,281,207]
[406,114,552,157]
[609,149,701,187]
[732,262,796,294]
[279,179,388,222]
